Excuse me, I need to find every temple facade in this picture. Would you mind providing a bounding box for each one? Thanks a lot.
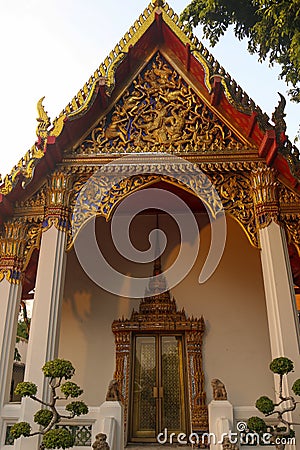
[0,1,299,449]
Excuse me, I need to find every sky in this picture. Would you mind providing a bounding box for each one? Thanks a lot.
[0,0,299,178]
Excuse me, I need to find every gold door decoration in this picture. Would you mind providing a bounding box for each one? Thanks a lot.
[112,262,208,435]
[75,53,252,156]
[131,334,186,440]
[161,335,185,431]
[132,336,156,438]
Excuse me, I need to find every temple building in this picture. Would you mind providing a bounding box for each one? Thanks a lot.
[0,1,300,449]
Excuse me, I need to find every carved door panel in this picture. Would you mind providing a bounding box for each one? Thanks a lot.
[130,334,187,442]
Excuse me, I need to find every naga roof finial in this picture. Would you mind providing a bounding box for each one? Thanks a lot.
[152,0,164,8]
[36,96,51,139]
[272,92,287,142]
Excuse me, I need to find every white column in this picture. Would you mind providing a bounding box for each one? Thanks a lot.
[260,221,299,362]
[0,279,22,442]
[97,401,124,450]
[208,400,233,450]
[260,221,299,450]
[15,225,67,450]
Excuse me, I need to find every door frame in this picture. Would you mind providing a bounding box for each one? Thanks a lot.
[112,300,208,441]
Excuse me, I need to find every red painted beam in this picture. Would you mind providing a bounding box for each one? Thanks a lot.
[259,129,278,165]
[210,76,222,107]
[246,111,257,139]
[185,43,191,72]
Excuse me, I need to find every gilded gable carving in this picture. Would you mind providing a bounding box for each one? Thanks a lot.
[74,54,250,156]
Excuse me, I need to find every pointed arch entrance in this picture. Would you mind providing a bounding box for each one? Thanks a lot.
[112,254,208,442]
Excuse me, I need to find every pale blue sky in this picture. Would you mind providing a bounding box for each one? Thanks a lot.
[0,0,298,177]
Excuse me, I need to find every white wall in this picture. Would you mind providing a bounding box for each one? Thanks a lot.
[59,212,273,407]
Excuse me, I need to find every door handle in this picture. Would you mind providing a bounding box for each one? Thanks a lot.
[153,386,163,398]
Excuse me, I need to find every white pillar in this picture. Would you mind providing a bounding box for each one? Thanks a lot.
[208,400,233,450]
[0,279,22,441]
[260,221,299,450]
[97,401,124,450]
[260,221,299,362]
[15,225,67,450]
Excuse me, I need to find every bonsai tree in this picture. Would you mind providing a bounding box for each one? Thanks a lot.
[10,358,88,449]
[247,357,299,449]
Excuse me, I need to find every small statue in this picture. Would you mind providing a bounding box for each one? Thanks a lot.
[106,379,121,401]
[222,436,239,450]
[211,378,227,401]
[92,433,110,450]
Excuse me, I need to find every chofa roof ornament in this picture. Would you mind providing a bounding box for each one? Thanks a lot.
[152,0,165,7]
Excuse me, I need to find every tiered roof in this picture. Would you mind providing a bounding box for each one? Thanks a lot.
[0,0,299,223]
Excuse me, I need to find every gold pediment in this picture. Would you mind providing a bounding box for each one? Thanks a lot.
[71,53,254,157]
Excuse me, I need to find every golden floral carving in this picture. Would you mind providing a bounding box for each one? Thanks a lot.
[0,219,42,284]
[43,171,73,234]
[279,184,300,254]
[282,214,300,257]
[279,183,300,209]
[208,171,258,247]
[67,160,226,250]
[251,166,279,229]
[76,54,244,156]
[66,160,261,250]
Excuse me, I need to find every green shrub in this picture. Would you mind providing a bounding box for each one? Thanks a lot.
[292,379,300,396]
[14,382,37,397]
[42,428,75,449]
[255,396,275,414]
[10,422,31,439]
[247,416,267,433]
[65,401,89,416]
[42,359,75,379]
[34,409,54,427]
[61,381,83,399]
[269,357,294,375]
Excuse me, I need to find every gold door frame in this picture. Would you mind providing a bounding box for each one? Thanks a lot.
[112,297,208,440]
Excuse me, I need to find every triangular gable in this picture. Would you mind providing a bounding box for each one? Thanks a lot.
[69,52,254,158]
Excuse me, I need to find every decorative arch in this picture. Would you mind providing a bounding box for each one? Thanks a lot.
[68,165,258,251]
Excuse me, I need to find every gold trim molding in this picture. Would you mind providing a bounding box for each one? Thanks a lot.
[67,160,260,251]
[0,219,42,284]
[251,166,279,229]
[1,159,300,284]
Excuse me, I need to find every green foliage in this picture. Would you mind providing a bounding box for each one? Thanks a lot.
[17,319,30,341]
[276,426,295,438]
[42,428,75,449]
[270,357,294,375]
[42,359,75,380]
[12,359,87,449]
[61,381,83,399]
[247,416,267,433]
[292,378,300,396]
[14,381,37,397]
[34,409,54,427]
[65,401,89,416]
[10,422,31,439]
[255,396,274,414]
[180,0,300,103]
